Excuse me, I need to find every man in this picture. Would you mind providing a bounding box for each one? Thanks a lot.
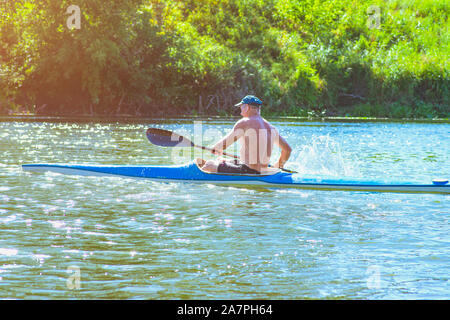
[200,95,292,174]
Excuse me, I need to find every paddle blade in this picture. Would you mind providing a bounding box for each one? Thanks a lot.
[146,128,194,148]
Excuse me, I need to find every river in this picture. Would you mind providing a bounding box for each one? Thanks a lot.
[0,117,449,299]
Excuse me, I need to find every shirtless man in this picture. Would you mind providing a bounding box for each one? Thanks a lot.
[201,95,292,174]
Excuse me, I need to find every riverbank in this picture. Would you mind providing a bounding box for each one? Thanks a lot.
[1,114,449,124]
[1,101,448,122]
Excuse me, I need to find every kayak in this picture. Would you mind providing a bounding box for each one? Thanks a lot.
[22,160,449,194]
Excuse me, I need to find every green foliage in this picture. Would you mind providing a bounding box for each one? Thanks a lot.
[0,0,448,118]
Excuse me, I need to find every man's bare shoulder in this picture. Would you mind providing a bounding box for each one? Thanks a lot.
[260,117,277,131]
[233,117,251,130]
[235,117,278,131]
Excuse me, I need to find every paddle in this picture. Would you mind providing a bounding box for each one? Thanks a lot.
[146,128,297,174]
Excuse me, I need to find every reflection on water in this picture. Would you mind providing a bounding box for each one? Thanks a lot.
[0,118,449,299]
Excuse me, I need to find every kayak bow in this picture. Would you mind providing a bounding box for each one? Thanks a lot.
[22,161,449,194]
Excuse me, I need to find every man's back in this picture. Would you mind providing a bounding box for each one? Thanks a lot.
[235,116,276,171]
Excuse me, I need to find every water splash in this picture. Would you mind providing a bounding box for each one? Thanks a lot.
[289,135,360,176]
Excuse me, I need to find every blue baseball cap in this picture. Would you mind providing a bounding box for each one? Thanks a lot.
[234,95,262,107]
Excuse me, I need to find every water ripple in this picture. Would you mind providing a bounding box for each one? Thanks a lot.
[0,120,448,299]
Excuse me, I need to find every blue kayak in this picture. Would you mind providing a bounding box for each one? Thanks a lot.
[22,160,449,194]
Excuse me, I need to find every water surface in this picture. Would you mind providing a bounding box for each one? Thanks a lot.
[0,118,449,299]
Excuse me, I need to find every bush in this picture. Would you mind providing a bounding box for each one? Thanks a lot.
[0,0,447,118]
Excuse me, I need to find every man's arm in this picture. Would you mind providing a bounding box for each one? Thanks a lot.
[273,129,292,168]
[211,121,245,154]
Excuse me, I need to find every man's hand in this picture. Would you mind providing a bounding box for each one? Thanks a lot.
[211,148,223,156]
[273,160,285,169]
